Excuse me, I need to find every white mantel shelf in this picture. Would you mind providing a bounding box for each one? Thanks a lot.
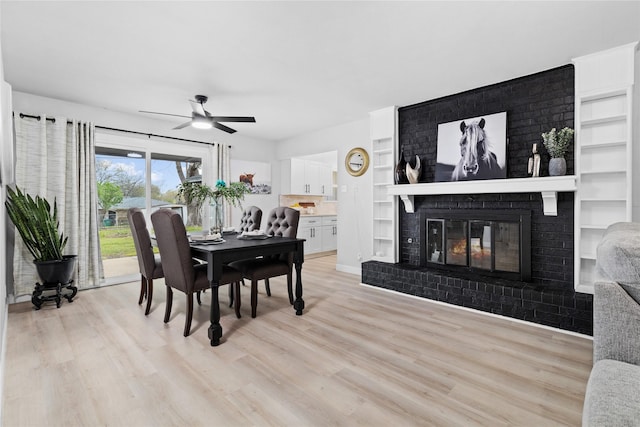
[387,175,577,216]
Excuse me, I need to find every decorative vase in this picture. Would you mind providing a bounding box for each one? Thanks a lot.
[406,155,421,184]
[395,150,408,184]
[549,157,567,176]
[210,197,224,234]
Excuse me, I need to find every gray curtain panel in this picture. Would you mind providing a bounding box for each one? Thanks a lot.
[217,144,232,228]
[13,114,103,296]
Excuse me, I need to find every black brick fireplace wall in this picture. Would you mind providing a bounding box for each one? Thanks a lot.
[361,65,594,334]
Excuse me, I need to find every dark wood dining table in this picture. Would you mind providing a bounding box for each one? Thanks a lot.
[190,235,305,346]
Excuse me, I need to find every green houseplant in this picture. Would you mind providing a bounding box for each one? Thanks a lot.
[5,186,76,286]
[177,179,250,233]
[541,127,574,176]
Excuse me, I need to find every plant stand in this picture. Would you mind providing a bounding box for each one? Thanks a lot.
[31,280,77,310]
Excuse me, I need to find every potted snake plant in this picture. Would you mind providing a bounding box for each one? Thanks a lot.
[5,186,76,285]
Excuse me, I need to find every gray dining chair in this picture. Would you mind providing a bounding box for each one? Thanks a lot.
[238,206,262,233]
[151,208,243,337]
[128,208,164,315]
[229,206,300,318]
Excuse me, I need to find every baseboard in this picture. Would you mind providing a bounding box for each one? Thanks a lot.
[336,263,361,276]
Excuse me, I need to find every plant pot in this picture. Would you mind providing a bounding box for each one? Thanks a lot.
[549,157,567,176]
[34,255,77,285]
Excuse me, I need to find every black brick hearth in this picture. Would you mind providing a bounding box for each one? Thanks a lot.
[362,64,593,335]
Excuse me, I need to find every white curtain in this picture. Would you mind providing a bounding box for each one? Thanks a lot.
[12,114,102,296]
[217,144,233,228]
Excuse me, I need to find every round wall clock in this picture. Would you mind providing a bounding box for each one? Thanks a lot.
[345,147,370,177]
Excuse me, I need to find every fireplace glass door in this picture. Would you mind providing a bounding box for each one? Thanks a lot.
[495,222,520,272]
[469,220,492,270]
[446,220,468,266]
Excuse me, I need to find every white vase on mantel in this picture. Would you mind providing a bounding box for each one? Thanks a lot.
[548,157,566,176]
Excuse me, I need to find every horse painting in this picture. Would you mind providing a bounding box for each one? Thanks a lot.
[451,118,503,181]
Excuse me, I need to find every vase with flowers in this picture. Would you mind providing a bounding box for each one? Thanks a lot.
[541,127,574,176]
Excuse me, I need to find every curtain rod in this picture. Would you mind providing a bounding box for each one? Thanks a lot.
[15,112,232,148]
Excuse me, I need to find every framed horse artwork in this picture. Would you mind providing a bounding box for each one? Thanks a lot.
[434,112,507,182]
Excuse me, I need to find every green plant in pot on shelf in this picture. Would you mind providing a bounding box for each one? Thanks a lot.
[5,186,76,286]
[541,127,574,176]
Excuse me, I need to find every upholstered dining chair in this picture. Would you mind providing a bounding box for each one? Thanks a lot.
[229,206,300,318]
[238,206,262,233]
[151,208,243,337]
[128,208,164,315]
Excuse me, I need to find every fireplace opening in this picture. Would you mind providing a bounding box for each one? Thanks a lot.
[420,209,531,281]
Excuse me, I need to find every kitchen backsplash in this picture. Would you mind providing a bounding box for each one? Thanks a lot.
[280,194,337,215]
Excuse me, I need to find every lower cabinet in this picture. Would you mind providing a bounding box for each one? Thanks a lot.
[321,216,337,251]
[299,216,337,254]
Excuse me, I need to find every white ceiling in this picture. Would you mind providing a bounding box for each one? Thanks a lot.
[1,1,639,142]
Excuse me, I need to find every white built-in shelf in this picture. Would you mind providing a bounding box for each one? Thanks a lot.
[373,148,393,154]
[580,169,626,175]
[373,200,392,204]
[580,114,627,127]
[580,224,609,230]
[581,140,627,150]
[374,217,393,221]
[374,236,394,241]
[581,253,597,260]
[373,165,392,170]
[387,175,577,216]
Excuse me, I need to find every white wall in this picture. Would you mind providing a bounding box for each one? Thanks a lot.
[0,4,8,420]
[277,118,371,275]
[11,91,280,228]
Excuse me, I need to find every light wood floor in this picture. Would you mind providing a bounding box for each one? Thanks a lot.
[2,255,593,426]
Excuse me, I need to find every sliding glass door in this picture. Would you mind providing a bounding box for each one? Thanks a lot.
[95,133,213,284]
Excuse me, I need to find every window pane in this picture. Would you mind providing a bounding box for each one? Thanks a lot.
[96,148,146,279]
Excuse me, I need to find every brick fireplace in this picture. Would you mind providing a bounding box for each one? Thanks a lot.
[362,65,593,335]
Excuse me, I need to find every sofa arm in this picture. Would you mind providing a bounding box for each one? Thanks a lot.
[594,281,640,365]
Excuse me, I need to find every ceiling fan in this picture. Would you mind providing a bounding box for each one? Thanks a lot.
[140,95,256,134]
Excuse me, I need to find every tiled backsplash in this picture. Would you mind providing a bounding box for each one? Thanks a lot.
[279,194,337,215]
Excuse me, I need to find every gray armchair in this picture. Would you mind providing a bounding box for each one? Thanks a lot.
[229,207,300,318]
[127,208,163,315]
[151,209,243,337]
[582,222,640,426]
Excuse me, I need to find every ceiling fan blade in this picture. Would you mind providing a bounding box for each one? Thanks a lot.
[210,116,256,123]
[189,100,207,117]
[173,121,193,130]
[213,122,237,134]
[139,110,191,119]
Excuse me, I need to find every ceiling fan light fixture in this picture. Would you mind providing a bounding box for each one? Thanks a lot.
[191,115,212,129]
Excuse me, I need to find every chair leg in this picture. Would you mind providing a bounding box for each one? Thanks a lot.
[228,283,234,308]
[138,275,146,305]
[286,272,294,305]
[234,282,241,319]
[184,293,194,337]
[251,279,259,318]
[145,278,153,315]
[196,290,202,306]
[265,278,271,297]
[164,286,173,323]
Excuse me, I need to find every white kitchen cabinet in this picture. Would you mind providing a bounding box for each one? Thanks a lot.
[299,215,336,254]
[282,158,333,196]
[321,216,337,251]
[299,216,322,253]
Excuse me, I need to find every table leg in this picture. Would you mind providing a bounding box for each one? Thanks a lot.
[293,260,305,315]
[208,281,222,346]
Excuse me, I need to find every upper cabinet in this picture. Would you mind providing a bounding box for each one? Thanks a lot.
[282,157,334,196]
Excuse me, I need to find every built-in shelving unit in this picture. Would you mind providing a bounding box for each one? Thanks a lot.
[369,106,398,263]
[573,42,637,294]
